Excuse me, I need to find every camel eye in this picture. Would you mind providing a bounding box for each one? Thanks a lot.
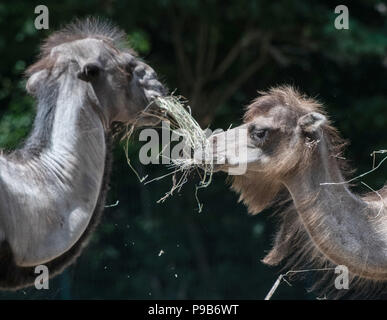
[77,63,101,82]
[125,64,134,80]
[251,129,268,140]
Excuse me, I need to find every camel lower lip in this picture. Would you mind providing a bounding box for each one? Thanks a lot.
[204,163,227,172]
[136,116,161,127]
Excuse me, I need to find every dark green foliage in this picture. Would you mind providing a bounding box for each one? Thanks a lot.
[0,0,386,299]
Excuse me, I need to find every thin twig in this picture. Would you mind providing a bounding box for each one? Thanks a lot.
[320,152,387,186]
[144,168,181,185]
[264,268,336,300]
[371,150,387,169]
[105,200,120,208]
[361,181,385,218]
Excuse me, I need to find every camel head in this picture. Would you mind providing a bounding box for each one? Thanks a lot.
[25,18,166,128]
[205,86,387,289]
[208,86,331,214]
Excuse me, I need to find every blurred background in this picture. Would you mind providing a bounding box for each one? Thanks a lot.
[0,0,387,299]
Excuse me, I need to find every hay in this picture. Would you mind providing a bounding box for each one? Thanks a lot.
[151,95,214,212]
[122,94,214,212]
[122,124,148,183]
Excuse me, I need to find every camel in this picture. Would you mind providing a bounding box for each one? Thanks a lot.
[207,86,387,295]
[0,18,165,290]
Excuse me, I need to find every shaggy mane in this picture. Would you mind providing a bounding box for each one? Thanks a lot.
[245,86,349,168]
[26,17,135,76]
[244,86,323,122]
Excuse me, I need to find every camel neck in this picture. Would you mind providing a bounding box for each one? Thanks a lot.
[0,74,107,266]
[42,75,106,181]
[283,138,387,279]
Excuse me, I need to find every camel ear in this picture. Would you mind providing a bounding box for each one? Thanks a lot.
[26,70,48,95]
[297,112,326,133]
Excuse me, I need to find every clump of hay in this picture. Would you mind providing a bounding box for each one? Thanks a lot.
[152,95,214,211]
[123,95,214,212]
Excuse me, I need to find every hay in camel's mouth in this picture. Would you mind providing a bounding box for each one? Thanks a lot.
[122,94,214,212]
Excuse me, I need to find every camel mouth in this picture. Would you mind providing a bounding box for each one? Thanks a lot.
[129,86,168,127]
[140,83,168,127]
[144,79,168,101]
[208,163,228,172]
[192,147,231,172]
[198,159,240,173]
[135,114,161,127]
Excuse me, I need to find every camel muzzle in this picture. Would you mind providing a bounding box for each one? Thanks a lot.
[194,126,250,175]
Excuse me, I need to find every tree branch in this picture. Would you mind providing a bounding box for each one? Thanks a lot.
[195,21,209,78]
[206,26,218,75]
[209,34,271,114]
[211,30,262,81]
[268,45,290,67]
[169,10,194,85]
